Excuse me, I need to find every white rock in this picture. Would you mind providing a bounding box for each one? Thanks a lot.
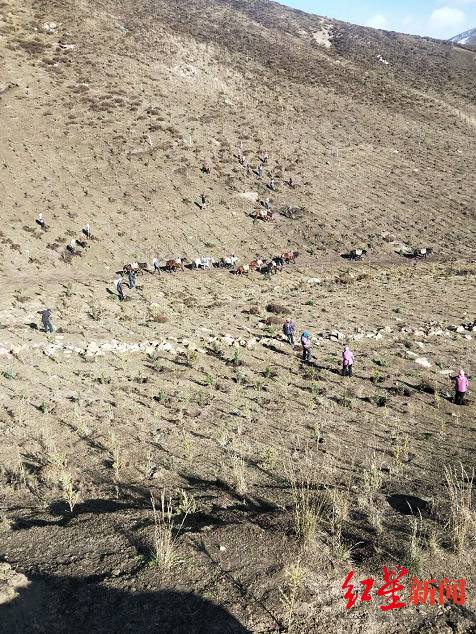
[41,22,57,33]
[0,563,30,605]
[237,192,259,202]
[415,357,432,368]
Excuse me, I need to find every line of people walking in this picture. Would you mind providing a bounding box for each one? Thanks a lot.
[283,318,353,374]
[282,319,468,402]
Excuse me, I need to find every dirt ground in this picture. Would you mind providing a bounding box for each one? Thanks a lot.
[0,0,475,632]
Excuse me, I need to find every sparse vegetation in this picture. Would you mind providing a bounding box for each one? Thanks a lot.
[266,303,289,315]
[231,452,248,495]
[149,492,187,570]
[279,561,305,631]
[59,470,80,513]
[444,464,475,553]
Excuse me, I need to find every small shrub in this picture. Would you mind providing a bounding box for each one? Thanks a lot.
[261,447,279,469]
[264,315,282,326]
[184,349,198,367]
[262,366,278,379]
[207,341,223,358]
[234,369,247,385]
[177,489,197,515]
[231,349,243,367]
[373,395,388,408]
[266,303,290,315]
[2,369,17,380]
[38,401,50,414]
[335,395,353,409]
[59,470,80,513]
[155,389,167,403]
[370,369,384,384]
[303,367,319,381]
[88,303,103,321]
[205,373,215,386]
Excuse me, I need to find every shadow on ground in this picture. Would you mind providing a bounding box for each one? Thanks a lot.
[2,572,251,634]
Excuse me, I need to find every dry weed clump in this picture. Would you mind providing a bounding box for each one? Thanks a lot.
[150,492,188,570]
[444,463,474,553]
[286,457,322,544]
[231,453,248,496]
[360,453,384,532]
[279,561,305,631]
[404,515,424,575]
[59,470,80,513]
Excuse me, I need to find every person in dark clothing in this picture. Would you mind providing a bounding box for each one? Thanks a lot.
[40,309,54,333]
[128,270,136,289]
[301,331,311,362]
[283,319,296,346]
[115,276,125,301]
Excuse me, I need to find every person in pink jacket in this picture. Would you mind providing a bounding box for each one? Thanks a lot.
[342,345,354,377]
[454,369,469,405]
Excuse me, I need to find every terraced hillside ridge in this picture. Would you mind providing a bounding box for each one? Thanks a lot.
[0,0,475,632]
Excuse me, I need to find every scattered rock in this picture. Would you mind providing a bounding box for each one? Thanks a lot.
[0,563,30,606]
[415,357,432,368]
[41,22,57,33]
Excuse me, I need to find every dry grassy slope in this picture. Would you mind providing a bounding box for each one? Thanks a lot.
[0,258,475,632]
[0,0,475,281]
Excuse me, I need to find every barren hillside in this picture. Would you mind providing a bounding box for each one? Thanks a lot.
[0,0,475,632]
